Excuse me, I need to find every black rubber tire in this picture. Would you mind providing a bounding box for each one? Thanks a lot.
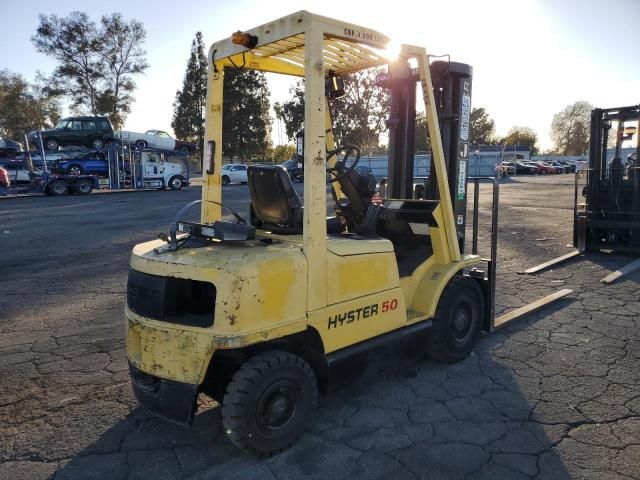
[136,140,147,150]
[67,164,83,176]
[45,138,59,151]
[222,350,317,457]
[168,175,184,190]
[48,180,68,196]
[179,146,190,156]
[426,276,484,363]
[222,175,230,185]
[75,179,93,195]
[91,137,104,149]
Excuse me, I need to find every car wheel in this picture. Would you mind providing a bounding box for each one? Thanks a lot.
[179,146,190,156]
[168,175,184,190]
[91,137,104,149]
[48,179,68,196]
[426,276,484,363]
[136,140,147,150]
[222,350,317,457]
[75,179,93,195]
[45,138,59,151]
[67,165,83,176]
[222,175,230,185]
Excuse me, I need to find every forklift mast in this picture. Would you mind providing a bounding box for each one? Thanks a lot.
[386,59,473,252]
[576,105,640,253]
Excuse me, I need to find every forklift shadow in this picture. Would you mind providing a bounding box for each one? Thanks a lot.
[580,251,640,284]
[53,307,574,479]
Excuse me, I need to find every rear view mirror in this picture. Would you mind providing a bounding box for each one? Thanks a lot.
[325,75,345,99]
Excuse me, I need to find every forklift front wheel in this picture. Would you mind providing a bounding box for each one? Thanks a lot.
[222,350,317,457]
[427,276,483,363]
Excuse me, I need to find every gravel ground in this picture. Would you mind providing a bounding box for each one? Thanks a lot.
[1,175,639,480]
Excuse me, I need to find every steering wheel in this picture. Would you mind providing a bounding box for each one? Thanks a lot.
[326,145,361,182]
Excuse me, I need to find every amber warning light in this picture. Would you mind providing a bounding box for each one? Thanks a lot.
[232,31,258,48]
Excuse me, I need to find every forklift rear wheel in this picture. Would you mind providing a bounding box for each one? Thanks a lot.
[222,350,317,457]
[427,276,483,363]
[48,180,68,196]
[168,175,184,190]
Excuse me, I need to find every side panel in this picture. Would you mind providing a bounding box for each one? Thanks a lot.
[327,251,400,305]
[309,288,406,353]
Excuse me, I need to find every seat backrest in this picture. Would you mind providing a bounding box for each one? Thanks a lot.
[248,165,303,233]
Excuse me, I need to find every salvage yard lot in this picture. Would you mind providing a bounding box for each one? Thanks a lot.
[1,175,639,480]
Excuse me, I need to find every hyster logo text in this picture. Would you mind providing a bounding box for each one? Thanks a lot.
[327,299,398,330]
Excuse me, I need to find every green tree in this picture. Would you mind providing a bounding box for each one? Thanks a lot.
[32,11,148,129]
[172,32,208,149]
[0,70,61,140]
[274,81,304,141]
[470,107,496,145]
[275,68,390,155]
[415,112,431,153]
[269,144,296,163]
[222,68,271,160]
[550,101,592,155]
[501,126,539,155]
[94,13,149,129]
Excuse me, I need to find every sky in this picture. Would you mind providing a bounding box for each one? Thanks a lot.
[2,0,639,151]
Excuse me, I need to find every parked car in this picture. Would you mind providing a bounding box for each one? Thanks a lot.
[116,129,197,155]
[221,163,248,185]
[280,159,303,182]
[519,161,543,174]
[535,161,558,174]
[29,117,115,151]
[512,162,538,174]
[50,151,109,177]
[0,137,22,158]
[557,160,576,173]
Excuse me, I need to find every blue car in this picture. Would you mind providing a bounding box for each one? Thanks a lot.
[51,151,109,177]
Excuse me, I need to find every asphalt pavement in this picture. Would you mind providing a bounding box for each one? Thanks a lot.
[1,176,639,480]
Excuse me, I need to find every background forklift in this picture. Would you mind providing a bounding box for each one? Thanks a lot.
[125,11,569,456]
[525,105,640,282]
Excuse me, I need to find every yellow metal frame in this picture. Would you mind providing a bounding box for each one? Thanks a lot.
[127,11,482,386]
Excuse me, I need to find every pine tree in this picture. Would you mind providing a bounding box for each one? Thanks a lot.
[222,68,271,160]
[172,32,207,148]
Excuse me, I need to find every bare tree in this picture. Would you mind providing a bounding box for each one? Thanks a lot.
[551,101,592,156]
[32,12,103,114]
[96,13,148,129]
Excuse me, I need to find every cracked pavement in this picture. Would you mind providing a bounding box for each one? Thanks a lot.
[1,176,639,480]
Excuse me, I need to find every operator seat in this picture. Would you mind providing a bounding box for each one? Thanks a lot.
[248,165,304,234]
[247,165,343,235]
[332,165,377,232]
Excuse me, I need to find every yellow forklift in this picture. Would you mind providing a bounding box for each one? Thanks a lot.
[125,11,568,456]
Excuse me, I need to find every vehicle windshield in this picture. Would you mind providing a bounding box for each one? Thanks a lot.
[222,164,232,170]
[55,120,68,129]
